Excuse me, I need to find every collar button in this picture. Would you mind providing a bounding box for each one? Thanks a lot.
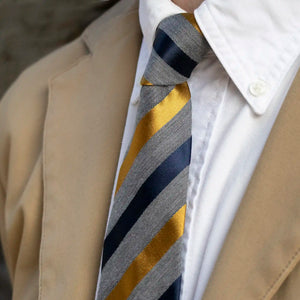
[249,80,268,97]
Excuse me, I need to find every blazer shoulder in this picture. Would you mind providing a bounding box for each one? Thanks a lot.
[0,37,88,136]
[0,0,139,117]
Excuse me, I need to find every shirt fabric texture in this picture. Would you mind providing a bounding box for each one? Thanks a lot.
[99,0,300,299]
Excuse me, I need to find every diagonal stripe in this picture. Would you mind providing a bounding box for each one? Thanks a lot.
[153,28,197,78]
[106,102,191,235]
[128,238,183,300]
[159,276,182,300]
[159,14,208,64]
[137,85,174,125]
[106,205,187,300]
[100,168,189,298]
[144,50,187,86]
[102,137,192,267]
[115,82,190,194]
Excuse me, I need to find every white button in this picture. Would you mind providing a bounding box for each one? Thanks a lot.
[131,95,140,105]
[249,80,268,97]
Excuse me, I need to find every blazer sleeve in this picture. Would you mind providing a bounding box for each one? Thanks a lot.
[0,86,9,289]
[0,34,89,299]
[0,68,47,298]
[0,86,12,281]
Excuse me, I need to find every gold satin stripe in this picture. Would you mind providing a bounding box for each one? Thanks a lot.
[140,77,153,86]
[115,82,190,194]
[182,13,203,34]
[106,205,187,300]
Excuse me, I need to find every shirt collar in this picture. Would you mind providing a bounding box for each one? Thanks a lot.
[139,0,185,48]
[139,0,300,115]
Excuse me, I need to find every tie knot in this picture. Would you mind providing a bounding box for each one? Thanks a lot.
[142,13,210,86]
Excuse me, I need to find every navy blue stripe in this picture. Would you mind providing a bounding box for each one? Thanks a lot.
[102,137,192,268]
[153,28,197,78]
[159,276,182,300]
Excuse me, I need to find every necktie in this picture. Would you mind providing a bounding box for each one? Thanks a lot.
[97,13,210,300]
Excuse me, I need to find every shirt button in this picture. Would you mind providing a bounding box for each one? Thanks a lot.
[249,80,268,97]
[131,96,140,105]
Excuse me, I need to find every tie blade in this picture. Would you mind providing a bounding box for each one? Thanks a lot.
[97,12,208,300]
[100,169,189,300]
[102,137,192,268]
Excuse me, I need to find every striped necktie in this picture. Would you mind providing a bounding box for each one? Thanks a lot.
[97,13,210,300]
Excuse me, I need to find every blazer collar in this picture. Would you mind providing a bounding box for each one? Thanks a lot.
[82,0,139,54]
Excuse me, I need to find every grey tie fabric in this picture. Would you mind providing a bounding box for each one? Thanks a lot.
[96,13,210,300]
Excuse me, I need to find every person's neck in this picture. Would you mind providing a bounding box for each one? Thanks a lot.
[172,0,204,12]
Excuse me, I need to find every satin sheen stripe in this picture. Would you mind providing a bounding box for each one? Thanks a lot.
[128,238,183,300]
[102,137,192,267]
[140,77,153,86]
[145,50,188,86]
[159,14,206,64]
[137,85,174,125]
[153,28,197,78]
[106,205,187,300]
[115,82,190,194]
[182,13,202,34]
[159,276,182,300]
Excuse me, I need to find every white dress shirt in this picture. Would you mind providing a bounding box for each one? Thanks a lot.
[97,0,300,299]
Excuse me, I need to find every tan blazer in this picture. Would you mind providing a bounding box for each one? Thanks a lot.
[0,0,299,299]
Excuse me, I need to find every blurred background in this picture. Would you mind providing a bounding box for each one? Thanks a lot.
[0,0,119,298]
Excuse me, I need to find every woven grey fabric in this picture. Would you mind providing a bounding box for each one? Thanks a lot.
[136,85,174,124]
[144,50,187,86]
[159,14,210,63]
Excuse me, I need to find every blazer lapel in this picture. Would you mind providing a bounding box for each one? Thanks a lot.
[40,1,141,299]
[203,70,300,300]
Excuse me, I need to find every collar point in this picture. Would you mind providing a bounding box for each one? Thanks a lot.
[246,96,271,115]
